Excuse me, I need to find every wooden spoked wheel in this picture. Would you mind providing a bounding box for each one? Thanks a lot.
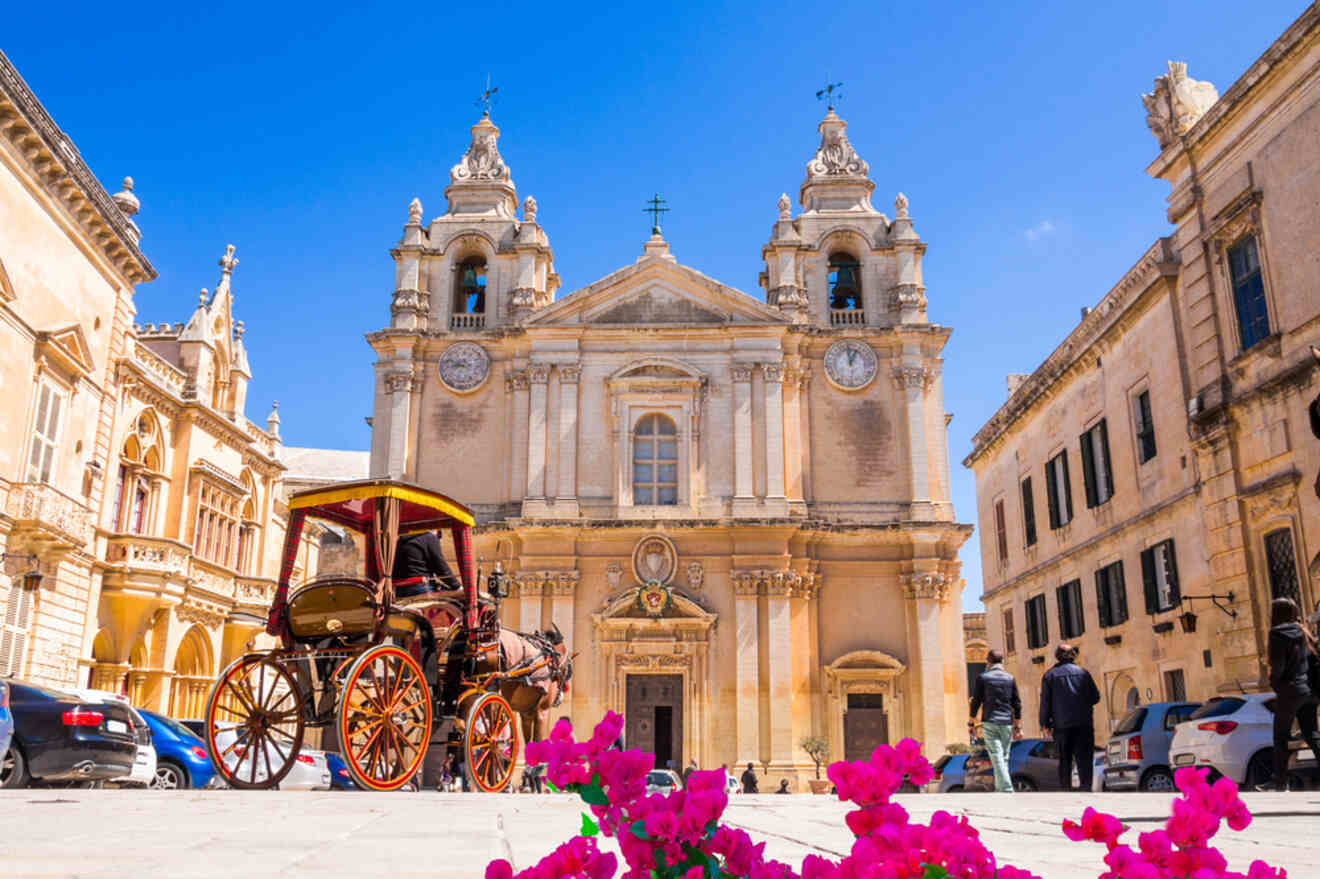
[464,692,518,793]
[337,645,432,791]
[205,655,305,790]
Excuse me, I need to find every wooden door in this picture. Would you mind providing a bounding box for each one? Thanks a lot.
[844,693,888,762]
[625,674,683,769]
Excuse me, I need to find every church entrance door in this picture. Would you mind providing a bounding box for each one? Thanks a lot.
[843,692,888,762]
[626,674,682,769]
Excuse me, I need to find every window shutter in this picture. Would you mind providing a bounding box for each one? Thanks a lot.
[1096,570,1112,628]
[1099,420,1114,499]
[1060,450,1073,521]
[1056,586,1067,638]
[1045,463,1060,529]
[1080,431,1098,508]
[1113,563,1128,623]
[1141,547,1158,615]
[1021,478,1036,546]
[1164,540,1181,607]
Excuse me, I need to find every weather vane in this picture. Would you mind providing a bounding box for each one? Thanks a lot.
[644,193,669,234]
[816,79,844,110]
[476,74,499,116]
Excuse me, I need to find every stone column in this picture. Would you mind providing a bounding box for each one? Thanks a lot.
[893,364,932,519]
[733,571,761,764]
[903,572,950,753]
[556,365,580,515]
[766,572,795,768]
[505,370,529,503]
[550,571,579,651]
[385,369,415,479]
[518,573,545,633]
[762,363,787,508]
[731,366,755,514]
[524,365,550,509]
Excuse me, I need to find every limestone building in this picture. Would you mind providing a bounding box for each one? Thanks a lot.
[367,107,972,783]
[965,6,1320,739]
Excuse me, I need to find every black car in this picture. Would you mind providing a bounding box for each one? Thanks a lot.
[0,681,137,787]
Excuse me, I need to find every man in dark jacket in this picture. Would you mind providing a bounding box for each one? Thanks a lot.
[392,530,461,597]
[1039,643,1100,791]
[969,648,1021,792]
[741,762,759,794]
[1263,597,1320,790]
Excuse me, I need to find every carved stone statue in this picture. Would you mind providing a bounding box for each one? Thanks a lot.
[450,115,510,183]
[1142,61,1219,149]
[523,195,538,223]
[777,193,791,220]
[894,192,909,219]
[408,197,423,224]
[806,111,868,179]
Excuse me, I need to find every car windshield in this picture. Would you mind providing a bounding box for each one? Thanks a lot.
[646,771,673,785]
[1189,698,1245,720]
[1113,708,1148,735]
[145,711,200,740]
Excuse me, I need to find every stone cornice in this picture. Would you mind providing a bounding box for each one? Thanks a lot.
[0,52,154,284]
[964,238,1179,468]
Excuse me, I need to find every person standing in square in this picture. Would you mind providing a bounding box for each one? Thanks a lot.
[968,648,1022,792]
[1040,643,1100,791]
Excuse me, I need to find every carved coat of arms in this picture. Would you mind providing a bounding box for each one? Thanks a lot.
[636,580,672,617]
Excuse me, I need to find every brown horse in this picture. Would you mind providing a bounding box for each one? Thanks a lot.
[497,625,573,746]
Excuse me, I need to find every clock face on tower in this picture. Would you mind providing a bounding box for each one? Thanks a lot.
[436,341,490,392]
[823,340,878,390]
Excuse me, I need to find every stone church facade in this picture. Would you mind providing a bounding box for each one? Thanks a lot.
[367,109,971,783]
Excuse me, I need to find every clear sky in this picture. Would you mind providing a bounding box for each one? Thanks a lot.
[3,0,1308,612]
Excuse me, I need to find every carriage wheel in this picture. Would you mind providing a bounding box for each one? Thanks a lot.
[337,645,432,792]
[464,692,518,793]
[206,655,304,790]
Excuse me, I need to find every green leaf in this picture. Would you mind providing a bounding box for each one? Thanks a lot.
[579,782,609,806]
[546,780,560,794]
[921,865,952,879]
[629,819,649,840]
[580,812,599,837]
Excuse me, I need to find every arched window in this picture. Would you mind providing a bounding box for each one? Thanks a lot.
[828,252,862,311]
[454,258,487,314]
[633,414,678,505]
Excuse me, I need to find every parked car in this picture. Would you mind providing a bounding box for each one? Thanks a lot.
[1168,694,1276,787]
[178,719,205,738]
[0,681,136,788]
[326,751,357,791]
[646,769,683,795]
[964,738,1068,792]
[63,689,156,787]
[0,681,13,762]
[210,727,331,790]
[723,770,741,796]
[137,710,216,790]
[1104,701,1201,792]
[927,753,970,793]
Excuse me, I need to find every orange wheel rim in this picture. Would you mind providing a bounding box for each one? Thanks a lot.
[465,695,517,792]
[339,646,431,791]
[205,656,303,789]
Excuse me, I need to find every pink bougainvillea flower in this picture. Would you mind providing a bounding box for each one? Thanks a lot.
[1061,806,1127,848]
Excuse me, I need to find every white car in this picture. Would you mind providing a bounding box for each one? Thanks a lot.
[63,689,156,787]
[645,769,682,796]
[724,771,741,796]
[1168,693,1277,787]
[211,728,330,790]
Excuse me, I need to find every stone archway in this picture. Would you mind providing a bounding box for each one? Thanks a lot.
[823,650,907,764]
[169,625,214,719]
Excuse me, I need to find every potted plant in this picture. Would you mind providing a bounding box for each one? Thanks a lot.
[800,735,831,794]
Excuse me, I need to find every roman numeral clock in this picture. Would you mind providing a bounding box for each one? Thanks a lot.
[823,339,877,391]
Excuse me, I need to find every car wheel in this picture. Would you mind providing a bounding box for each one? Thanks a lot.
[151,762,190,791]
[1139,767,1175,792]
[946,785,964,793]
[1245,750,1274,789]
[1012,776,1038,792]
[1,745,29,789]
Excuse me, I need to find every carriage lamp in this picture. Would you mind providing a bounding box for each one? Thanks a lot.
[487,561,510,599]
[0,552,42,591]
[1176,591,1238,633]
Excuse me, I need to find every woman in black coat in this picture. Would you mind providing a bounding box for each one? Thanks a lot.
[1263,597,1320,790]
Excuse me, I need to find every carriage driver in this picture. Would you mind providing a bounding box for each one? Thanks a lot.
[391,529,462,598]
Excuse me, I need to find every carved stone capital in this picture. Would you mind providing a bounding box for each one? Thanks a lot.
[731,570,762,597]
[516,572,547,597]
[901,572,952,603]
[891,366,934,392]
[505,369,529,392]
[890,284,927,310]
[390,288,430,316]
[558,365,582,384]
[761,363,785,384]
[527,364,551,384]
[551,570,581,597]
[385,371,416,394]
[730,366,754,383]
[510,287,536,307]
[770,285,807,309]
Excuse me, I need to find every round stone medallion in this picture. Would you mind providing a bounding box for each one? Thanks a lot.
[631,534,678,586]
[823,339,878,391]
[437,341,491,393]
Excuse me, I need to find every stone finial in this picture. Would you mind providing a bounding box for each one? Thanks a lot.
[805,110,868,180]
[894,192,909,219]
[266,400,281,437]
[1142,61,1219,149]
[111,176,140,218]
[523,195,537,223]
[450,113,510,184]
[777,192,791,220]
[233,320,245,340]
[218,244,239,276]
[408,197,423,224]
[198,288,209,307]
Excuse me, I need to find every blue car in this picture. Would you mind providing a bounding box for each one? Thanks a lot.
[137,710,215,790]
[326,751,357,791]
[0,680,13,764]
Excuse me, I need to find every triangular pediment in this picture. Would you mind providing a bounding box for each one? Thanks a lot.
[526,256,787,328]
[593,585,717,624]
[35,324,95,379]
[0,256,15,302]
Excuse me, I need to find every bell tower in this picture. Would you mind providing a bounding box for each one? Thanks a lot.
[388,112,558,335]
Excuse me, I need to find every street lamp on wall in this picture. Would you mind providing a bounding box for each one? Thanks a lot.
[0,552,41,591]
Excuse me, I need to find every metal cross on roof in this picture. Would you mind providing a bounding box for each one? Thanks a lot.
[816,80,844,110]
[476,74,499,116]
[644,193,669,234]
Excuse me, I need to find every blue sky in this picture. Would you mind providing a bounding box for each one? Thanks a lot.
[3,0,1307,611]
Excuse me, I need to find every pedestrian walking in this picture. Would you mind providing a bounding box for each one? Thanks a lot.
[682,758,697,787]
[1261,597,1320,791]
[968,647,1021,792]
[1039,643,1100,791]
[741,762,759,794]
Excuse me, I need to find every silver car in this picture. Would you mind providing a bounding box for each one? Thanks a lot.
[1104,701,1200,792]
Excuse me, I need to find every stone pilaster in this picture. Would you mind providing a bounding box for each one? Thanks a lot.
[732,570,761,764]
[517,572,546,633]
[523,364,550,513]
[384,368,415,479]
[766,571,795,767]
[893,364,934,519]
[762,363,788,510]
[731,366,755,515]
[505,369,529,503]
[549,570,579,651]
[902,571,952,754]
[555,365,580,516]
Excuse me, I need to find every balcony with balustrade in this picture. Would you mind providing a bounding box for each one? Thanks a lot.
[829,308,866,327]
[450,312,486,330]
[4,481,94,550]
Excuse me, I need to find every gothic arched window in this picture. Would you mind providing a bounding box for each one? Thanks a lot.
[454,258,487,314]
[633,414,678,505]
[828,252,862,311]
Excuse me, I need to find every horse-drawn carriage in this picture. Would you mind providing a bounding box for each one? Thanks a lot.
[203,480,571,792]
